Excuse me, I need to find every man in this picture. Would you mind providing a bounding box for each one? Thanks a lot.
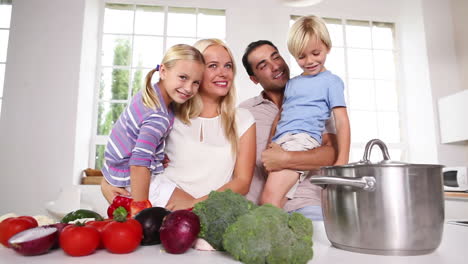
[239,40,338,221]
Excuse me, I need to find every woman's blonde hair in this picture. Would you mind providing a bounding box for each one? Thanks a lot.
[142,44,205,110]
[288,15,332,58]
[177,38,239,154]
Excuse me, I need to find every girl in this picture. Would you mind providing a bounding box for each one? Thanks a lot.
[101,44,205,216]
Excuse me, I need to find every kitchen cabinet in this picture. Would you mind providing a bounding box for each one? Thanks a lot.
[445,194,468,219]
[1,222,467,264]
[438,89,468,143]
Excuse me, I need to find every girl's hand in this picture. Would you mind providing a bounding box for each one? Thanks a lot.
[162,154,170,168]
[101,178,131,204]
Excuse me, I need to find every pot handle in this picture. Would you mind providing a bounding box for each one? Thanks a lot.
[363,139,391,162]
[310,176,376,191]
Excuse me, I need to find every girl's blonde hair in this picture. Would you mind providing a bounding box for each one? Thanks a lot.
[288,15,332,58]
[177,38,239,154]
[142,44,205,110]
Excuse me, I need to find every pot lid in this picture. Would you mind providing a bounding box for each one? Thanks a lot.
[326,139,443,169]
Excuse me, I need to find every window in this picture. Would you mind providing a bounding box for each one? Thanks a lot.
[290,16,404,162]
[0,0,12,117]
[91,2,226,169]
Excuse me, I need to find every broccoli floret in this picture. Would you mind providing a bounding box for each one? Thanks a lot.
[222,204,313,264]
[192,190,257,250]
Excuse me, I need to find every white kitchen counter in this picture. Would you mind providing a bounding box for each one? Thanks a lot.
[0,221,466,264]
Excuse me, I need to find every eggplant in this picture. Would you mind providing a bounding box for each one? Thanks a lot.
[134,207,170,245]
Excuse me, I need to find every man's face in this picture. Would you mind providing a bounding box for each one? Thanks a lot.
[247,44,290,92]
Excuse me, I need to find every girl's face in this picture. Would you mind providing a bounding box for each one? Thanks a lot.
[296,36,329,76]
[199,45,234,100]
[159,60,204,105]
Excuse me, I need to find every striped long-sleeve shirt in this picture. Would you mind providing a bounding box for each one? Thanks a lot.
[102,83,174,187]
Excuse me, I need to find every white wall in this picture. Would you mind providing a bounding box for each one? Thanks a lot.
[0,0,88,215]
[0,0,466,215]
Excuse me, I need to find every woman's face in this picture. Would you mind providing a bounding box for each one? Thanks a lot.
[199,45,234,99]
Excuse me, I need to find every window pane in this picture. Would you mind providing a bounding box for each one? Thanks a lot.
[326,47,345,80]
[167,7,196,37]
[373,50,395,80]
[0,4,12,28]
[377,111,400,143]
[100,68,130,100]
[375,80,398,111]
[350,110,378,143]
[345,20,371,48]
[166,37,197,51]
[372,22,394,49]
[97,102,127,135]
[135,5,164,35]
[95,145,106,170]
[347,48,373,78]
[133,36,164,67]
[103,4,134,34]
[348,79,375,110]
[324,18,343,47]
[101,35,132,67]
[198,9,225,39]
[131,68,148,96]
[0,64,4,97]
[0,30,9,62]
[388,148,402,161]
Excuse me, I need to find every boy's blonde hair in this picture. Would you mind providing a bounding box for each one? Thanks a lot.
[177,38,239,155]
[288,15,332,58]
[142,44,205,110]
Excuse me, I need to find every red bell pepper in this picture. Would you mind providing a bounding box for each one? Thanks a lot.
[107,195,133,218]
[130,200,152,218]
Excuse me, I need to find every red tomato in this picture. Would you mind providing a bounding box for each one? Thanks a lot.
[85,220,111,249]
[60,225,100,257]
[102,218,142,254]
[0,216,38,247]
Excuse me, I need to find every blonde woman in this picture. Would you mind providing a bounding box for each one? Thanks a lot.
[102,39,256,211]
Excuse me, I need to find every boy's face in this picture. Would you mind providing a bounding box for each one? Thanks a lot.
[248,44,290,92]
[295,36,330,76]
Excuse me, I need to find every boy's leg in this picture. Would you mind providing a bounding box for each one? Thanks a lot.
[261,169,300,208]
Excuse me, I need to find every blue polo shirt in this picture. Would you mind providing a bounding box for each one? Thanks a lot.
[272,70,345,144]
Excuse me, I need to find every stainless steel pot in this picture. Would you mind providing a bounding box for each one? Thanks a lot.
[310,139,444,256]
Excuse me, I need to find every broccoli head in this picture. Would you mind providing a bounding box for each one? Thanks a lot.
[192,189,257,250]
[222,204,313,264]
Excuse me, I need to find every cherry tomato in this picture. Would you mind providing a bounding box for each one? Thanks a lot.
[85,220,111,249]
[0,216,38,247]
[102,218,142,254]
[60,225,100,257]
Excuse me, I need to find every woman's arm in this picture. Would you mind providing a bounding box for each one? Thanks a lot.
[261,132,338,172]
[332,107,350,165]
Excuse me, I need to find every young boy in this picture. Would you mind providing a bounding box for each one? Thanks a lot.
[261,15,351,208]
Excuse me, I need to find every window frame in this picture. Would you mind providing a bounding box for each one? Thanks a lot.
[0,1,12,117]
[89,1,226,169]
[289,15,408,162]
